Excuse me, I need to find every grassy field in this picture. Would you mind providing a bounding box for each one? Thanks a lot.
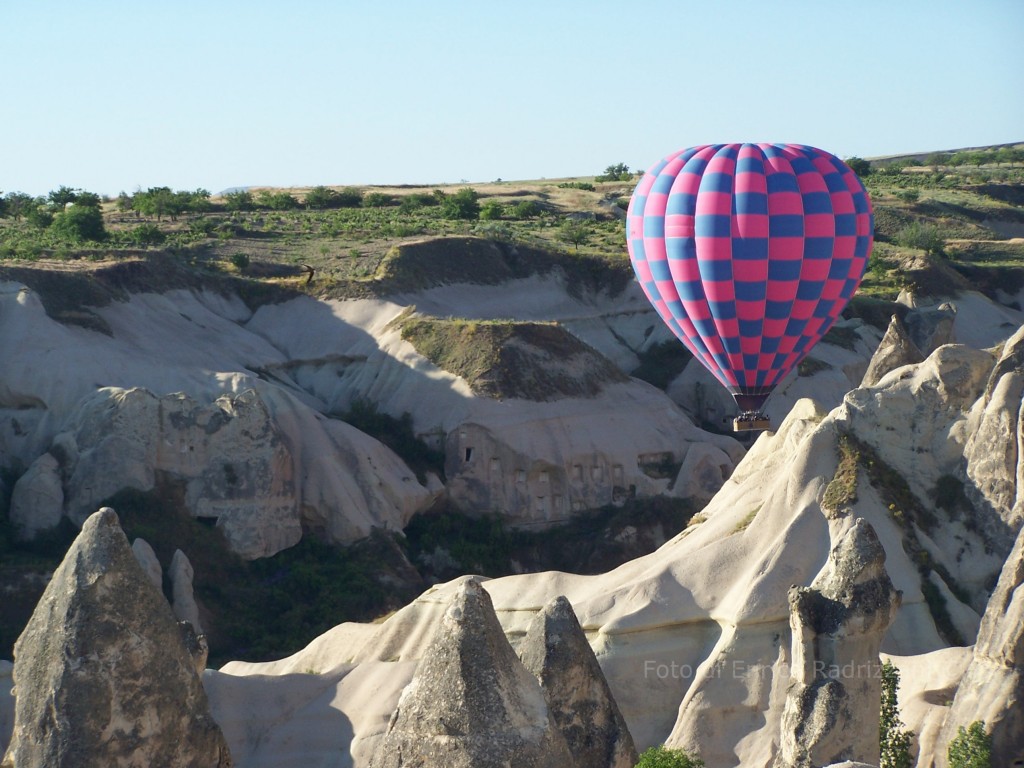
[2,149,1023,310]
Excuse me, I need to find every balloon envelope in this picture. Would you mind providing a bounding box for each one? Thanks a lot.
[626,143,873,413]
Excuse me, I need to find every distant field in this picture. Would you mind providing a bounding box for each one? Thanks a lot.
[2,146,1023,306]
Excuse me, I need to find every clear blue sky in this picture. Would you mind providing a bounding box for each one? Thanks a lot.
[2,0,1022,197]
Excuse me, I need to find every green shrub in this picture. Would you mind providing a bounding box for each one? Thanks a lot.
[845,156,872,176]
[510,200,542,218]
[304,186,336,209]
[224,190,254,211]
[557,181,596,191]
[362,192,394,208]
[335,187,364,207]
[880,660,913,768]
[595,163,633,182]
[439,188,481,220]
[255,191,299,211]
[636,745,705,768]
[479,201,504,220]
[230,253,251,270]
[50,205,106,242]
[896,221,945,255]
[947,721,991,768]
[341,399,444,483]
[128,223,167,246]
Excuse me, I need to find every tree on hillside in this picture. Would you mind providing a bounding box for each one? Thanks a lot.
[74,191,102,209]
[50,204,107,242]
[134,187,178,220]
[596,163,632,182]
[947,721,991,768]
[3,192,34,221]
[439,188,481,220]
[635,745,705,767]
[559,218,591,250]
[178,188,212,214]
[255,190,299,211]
[510,200,541,219]
[304,186,336,209]
[479,201,503,220]
[335,187,364,207]
[47,185,79,210]
[224,190,254,211]
[879,660,912,768]
[116,191,134,214]
[845,157,872,176]
[25,200,54,229]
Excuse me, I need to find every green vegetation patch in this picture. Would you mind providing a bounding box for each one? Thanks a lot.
[101,482,421,664]
[340,399,445,483]
[404,496,697,580]
[631,339,693,390]
[822,434,860,516]
[399,317,627,400]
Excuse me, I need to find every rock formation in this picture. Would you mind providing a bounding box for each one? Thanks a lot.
[0,662,11,758]
[1,507,231,768]
[368,579,571,768]
[963,322,1024,543]
[518,595,638,768]
[904,302,956,355]
[860,314,924,388]
[935,521,1024,767]
[10,385,433,559]
[776,519,901,768]
[170,548,203,633]
[131,537,163,589]
[8,453,62,540]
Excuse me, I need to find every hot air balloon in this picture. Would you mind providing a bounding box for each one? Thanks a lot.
[626,143,873,431]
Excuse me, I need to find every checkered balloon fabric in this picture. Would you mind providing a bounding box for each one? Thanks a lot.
[626,143,873,412]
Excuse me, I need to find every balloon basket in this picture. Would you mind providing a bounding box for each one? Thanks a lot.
[733,413,772,432]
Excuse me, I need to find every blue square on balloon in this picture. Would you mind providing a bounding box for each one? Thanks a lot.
[695,214,731,238]
[666,298,685,318]
[652,174,676,194]
[824,172,846,192]
[695,318,717,338]
[733,237,768,262]
[767,173,799,194]
[644,216,665,238]
[768,260,801,281]
[765,300,792,319]
[702,173,733,193]
[735,192,768,216]
[769,215,803,237]
[802,191,832,214]
[789,156,815,175]
[835,213,857,236]
[785,317,809,337]
[736,281,767,302]
[678,281,704,302]
[739,319,763,338]
[829,258,852,279]
[761,336,781,353]
[701,260,733,281]
[709,300,736,320]
[667,193,697,215]
[648,259,672,282]
[805,237,833,260]
[737,156,763,174]
[797,281,825,300]
[814,299,835,318]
